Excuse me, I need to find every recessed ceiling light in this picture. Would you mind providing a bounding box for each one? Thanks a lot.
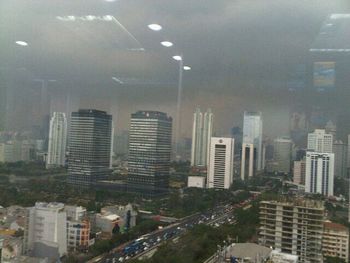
[148,24,162,31]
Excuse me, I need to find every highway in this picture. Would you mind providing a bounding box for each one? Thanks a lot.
[90,195,257,263]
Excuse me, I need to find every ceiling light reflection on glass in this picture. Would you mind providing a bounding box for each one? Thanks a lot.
[15,41,28,46]
[172,55,182,61]
[148,24,162,31]
[183,66,191,71]
[161,41,173,47]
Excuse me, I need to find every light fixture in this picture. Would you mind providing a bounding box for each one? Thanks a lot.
[148,24,162,31]
[172,55,182,61]
[103,15,113,21]
[183,66,191,71]
[160,41,173,47]
[15,41,28,46]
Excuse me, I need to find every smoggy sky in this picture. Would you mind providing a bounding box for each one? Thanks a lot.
[1,0,350,138]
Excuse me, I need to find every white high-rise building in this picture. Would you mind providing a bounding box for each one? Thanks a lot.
[243,111,263,170]
[25,202,67,259]
[305,152,334,197]
[207,137,234,189]
[46,112,67,168]
[190,108,213,167]
[307,129,333,153]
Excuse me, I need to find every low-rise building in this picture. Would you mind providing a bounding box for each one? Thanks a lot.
[95,214,123,237]
[65,206,91,251]
[187,176,206,188]
[322,221,349,262]
[100,204,137,231]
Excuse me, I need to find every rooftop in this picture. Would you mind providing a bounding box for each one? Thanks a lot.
[226,243,272,261]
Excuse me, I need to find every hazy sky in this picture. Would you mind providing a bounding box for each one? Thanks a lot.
[1,0,350,138]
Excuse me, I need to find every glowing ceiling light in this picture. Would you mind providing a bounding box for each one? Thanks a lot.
[172,55,182,61]
[103,15,113,21]
[161,41,173,47]
[86,15,96,21]
[183,66,191,71]
[148,24,162,31]
[15,41,28,46]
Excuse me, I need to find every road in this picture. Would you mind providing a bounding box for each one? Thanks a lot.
[91,195,257,263]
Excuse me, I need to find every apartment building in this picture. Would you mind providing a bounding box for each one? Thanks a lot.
[259,199,324,263]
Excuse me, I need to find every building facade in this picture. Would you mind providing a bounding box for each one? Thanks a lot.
[243,111,263,171]
[273,137,292,174]
[25,202,67,260]
[190,108,213,167]
[46,112,67,168]
[293,160,306,185]
[307,129,333,153]
[127,111,172,195]
[240,143,255,181]
[207,137,234,189]
[333,140,347,178]
[65,206,90,251]
[67,109,112,187]
[305,152,334,197]
[322,221,349,262]
[259,200,324,263]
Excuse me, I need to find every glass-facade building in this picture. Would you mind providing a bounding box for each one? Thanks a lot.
[67,109,112,188]
[127,111,172,195]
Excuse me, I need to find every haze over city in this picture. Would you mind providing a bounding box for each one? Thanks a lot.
[2,1,350,263]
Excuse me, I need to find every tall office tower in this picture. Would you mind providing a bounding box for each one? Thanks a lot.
[127,111,172,195]
[190,108,213,167]
[273,137,292,174]
[207,137,234,189]
[46,112,67,168]
[240,143,255,181]
[293,160,306,185]
[191,108,203,166]
[243,111,263,171]
[307,129,333,153]
[67,109,112,187]
[305,152,335,197]
[325,120,337,137]
[25,202,67,260]
[259,199,324,263]
[114,130,129,156]
[201,109,214,165]
[333,140,347,178]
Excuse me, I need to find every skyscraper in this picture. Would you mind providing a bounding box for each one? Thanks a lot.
[127,111,172,195]
[273,137,292,174]
[305,152,334,197]
[207,137,234,189]
[46,112,67,168]
[333,140,347,178]
[190,108,202,166]
[240,143,255,180]
[67,109,112,187]
[190,108,213,167]
[242,111,263,171]
[307,129,333,153]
